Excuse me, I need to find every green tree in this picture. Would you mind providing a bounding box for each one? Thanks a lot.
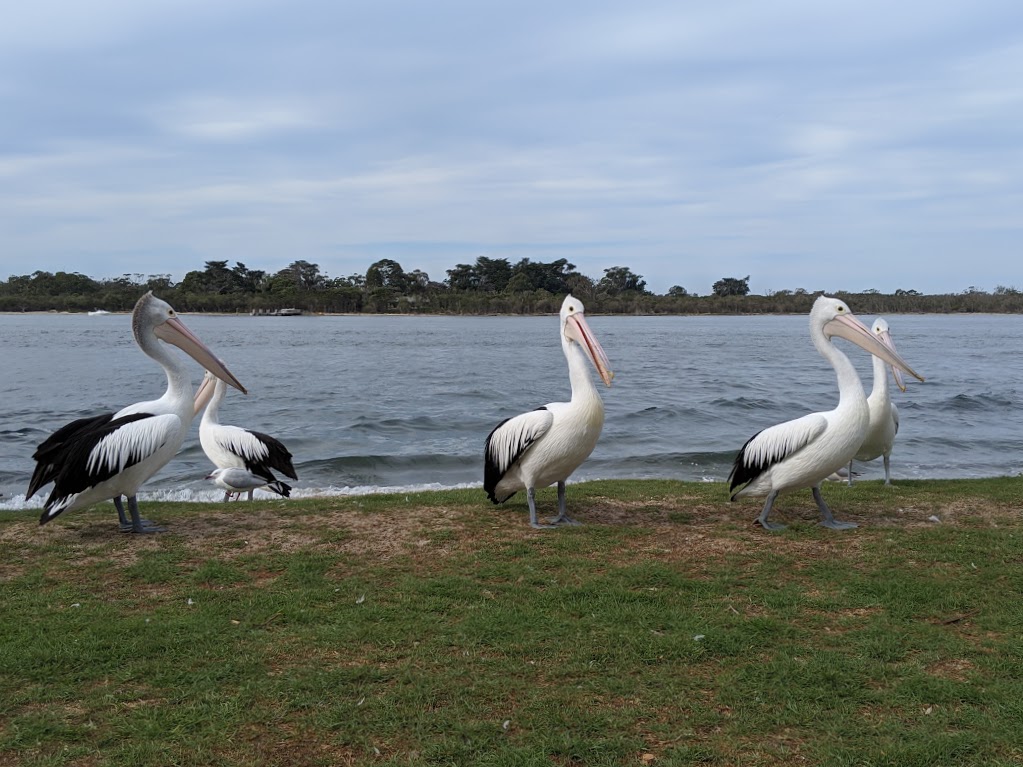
[475,257,512,292]
[506,272,534,293]
[510,258,577,294]
[366,259,408,292]
[598,266,648,295]
[445,263,477,291]
[565,273,596,300]
[179,260,244,294]
[284,261,323,290]
[712,275,751,297]
[407,269,431,294]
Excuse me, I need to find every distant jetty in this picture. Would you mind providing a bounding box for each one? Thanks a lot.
[251,308,303,316]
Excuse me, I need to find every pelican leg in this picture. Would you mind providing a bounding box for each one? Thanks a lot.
[123,499,165,535]
[847,460,855,486]
[550,481,581,526]
[813,486,857,530]
[116,495,163,533]
[755,490,786,531]
[883,455,892,486]
[527,487,555,529]
[114,496,130,530]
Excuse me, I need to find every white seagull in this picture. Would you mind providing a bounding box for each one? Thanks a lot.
[484,294,614,528]
[848,318,905,486]
[728,296,923,531]
[27,292,246,532]
[194,371,297,501]
[206,467,291,500]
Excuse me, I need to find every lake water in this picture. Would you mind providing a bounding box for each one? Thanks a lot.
[2,311,1022,509]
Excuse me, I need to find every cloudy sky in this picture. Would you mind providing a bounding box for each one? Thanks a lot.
[2,1,1021,296]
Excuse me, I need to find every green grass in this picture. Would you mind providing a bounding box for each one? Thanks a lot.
[1,477,1022,766]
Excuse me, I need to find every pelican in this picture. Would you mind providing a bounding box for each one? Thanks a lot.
[27,292,246,532]
[848,318,905,485]
[484,294,614,528]
[728,296,923,531]
[206,467,291,500]
[194,371,297,501]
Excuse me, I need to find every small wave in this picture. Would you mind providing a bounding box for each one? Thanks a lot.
[709,396,781,411]
[302,453,478,472]
[621,405,711,421]
[944,392,1015,411]
[347,415,444,433]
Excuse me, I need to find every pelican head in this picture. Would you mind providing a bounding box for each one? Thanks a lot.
[133,292,247,394]
[872,317,906,392]
[812,296,923,384]
[193,370,218,416]
[560,294,613,387]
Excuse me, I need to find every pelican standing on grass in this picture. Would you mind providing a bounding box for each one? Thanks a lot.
[194,371,297,501]
[484,295,614,529]
[848,318,905,486]
[728,296,923,531]
[27,292,246,533]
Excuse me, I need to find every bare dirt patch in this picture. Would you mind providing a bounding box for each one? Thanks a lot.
[926,657,975,681]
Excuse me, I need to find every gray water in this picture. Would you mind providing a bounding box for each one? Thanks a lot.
[2,311,1022,508]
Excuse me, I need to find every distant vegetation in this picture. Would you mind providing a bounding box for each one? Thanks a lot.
[1,258,1021,314]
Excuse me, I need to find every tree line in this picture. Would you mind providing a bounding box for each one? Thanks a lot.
[1,257,1021,314]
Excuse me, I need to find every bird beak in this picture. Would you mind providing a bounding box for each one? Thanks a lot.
[825,314,923,383]
[154,317,248,394]
[565,313,614,387]
[193,372,217,416]
[877,328,907,392]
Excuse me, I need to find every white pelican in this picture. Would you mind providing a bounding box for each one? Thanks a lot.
[194,371,297,501]
[484,294,613,528]
[27,292,246,533]
[206,467,291,500]
[728,296,923,531]
[848,318,905,486]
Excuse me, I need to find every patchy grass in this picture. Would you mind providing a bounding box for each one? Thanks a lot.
[1,478,1022,766]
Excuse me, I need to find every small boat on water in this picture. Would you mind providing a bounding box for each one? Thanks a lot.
[87,309,111,316]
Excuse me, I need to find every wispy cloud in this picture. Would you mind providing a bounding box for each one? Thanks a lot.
[152,96,324,141]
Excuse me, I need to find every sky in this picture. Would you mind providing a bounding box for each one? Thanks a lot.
[1,1,1021,296]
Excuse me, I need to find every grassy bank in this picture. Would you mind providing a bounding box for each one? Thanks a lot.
[1,478,1022,766]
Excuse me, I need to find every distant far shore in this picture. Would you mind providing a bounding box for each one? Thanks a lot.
[4,306,1023,318]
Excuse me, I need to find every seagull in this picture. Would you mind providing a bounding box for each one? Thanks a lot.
[728,296,923,531]
[484,294,614,528]
[205,467,291,500]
